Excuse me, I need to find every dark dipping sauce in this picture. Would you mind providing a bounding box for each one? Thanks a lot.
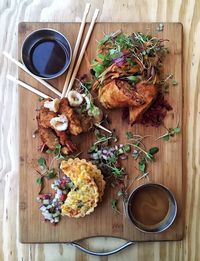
[129,186,170,226]
[30,40,68,78]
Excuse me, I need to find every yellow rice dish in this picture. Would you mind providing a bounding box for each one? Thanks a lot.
[60,158,106,218]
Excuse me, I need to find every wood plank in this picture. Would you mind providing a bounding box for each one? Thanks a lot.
[19,22,183,243]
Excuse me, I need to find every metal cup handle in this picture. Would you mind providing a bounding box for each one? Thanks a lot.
[68,240,135,256]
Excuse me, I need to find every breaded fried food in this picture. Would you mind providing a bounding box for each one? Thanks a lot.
[55,130,77,153]
[38,126,59,150]
[36,99,78,154]
[60,159,106,218]
[78,115,94,133]
[59,98,83,136]
[37,107,57,128]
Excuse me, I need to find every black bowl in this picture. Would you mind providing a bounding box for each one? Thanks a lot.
[21,28,72,79]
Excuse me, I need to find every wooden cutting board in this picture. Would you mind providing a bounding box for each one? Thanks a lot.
[19,22,183,243]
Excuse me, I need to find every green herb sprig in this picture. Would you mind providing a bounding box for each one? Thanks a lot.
[156,126,181,141]
[156,74,178,93]
[37,157,57,180]
[90,129,117,149]
[125,131,159,174]
[110,198,122,214]
[46,144,65,159]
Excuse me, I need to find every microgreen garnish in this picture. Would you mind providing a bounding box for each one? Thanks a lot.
[110,166,124,177]
[36,157,57,184]
[92,31,169,88]
[117,190,124,197]
[89,132,127,184]
[38,97,44,101]
[46,168,56,179]
[122,144,131,153]
[45,144,65,159]
[93,129,117,146]
[36,177,43,185]
[98,30,121,46]
[38,157,46,168]
[83,81,93,90]
[172,80,178,85]
[111,198,118,209]
[89,130,160,214]
[138,147,159,173]
[125,132,159,174]
[126,131,133,140]
[156,126,181,141]
[111,198,123,215]
[156,74,178,93]
[54,144,65,159]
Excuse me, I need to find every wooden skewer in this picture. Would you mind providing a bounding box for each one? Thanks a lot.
[65,8,99,97]
[94,123,112,134]
[61,3,91,98]
[7,74,111,133]
[7,74,51,99]
[3,51,61,97]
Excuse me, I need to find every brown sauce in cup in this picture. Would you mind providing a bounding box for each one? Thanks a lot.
[130,186,170,226]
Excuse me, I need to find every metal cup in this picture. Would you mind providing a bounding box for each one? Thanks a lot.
[126,183,177,233]
[21,28,72,79]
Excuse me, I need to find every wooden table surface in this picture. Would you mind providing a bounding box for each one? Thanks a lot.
[0,0,199,260]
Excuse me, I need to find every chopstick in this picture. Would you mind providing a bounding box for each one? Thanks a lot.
[6,6,111,134]
[61,8,112,133]
[65,8,99,97]
[61,3,91,98]
[3,51,61,97]
[7,74,52,99]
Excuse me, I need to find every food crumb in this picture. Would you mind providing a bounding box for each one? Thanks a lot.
[156,23,164,32]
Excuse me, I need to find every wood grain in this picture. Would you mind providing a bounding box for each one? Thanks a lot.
[19,22,183,243]
[0,0,199,260]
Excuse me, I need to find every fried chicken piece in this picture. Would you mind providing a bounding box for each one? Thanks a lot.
[37,100,77,154]
[78,115,94,133]
[98,79,144,109]
[59,98,83,136]
[38,126,59,150]
[38,127,76,155]
[55,130,77,153]
[37,107,57,128]
[129,82,157,124]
